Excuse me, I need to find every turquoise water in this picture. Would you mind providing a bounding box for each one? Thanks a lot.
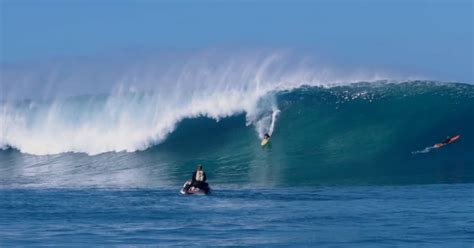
[1,81,473,246]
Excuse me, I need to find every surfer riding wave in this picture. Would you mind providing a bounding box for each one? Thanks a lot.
[412,135,461,154]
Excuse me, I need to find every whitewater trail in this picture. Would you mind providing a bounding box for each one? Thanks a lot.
[411,146,436,154]
[269,108,280,136]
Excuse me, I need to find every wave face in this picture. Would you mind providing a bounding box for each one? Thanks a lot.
[270,82,474,185]
[1,81,473,187]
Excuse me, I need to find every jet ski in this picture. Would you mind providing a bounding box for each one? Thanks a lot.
[180,180,210,195]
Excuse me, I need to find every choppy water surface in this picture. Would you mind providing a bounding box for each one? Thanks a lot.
[1,184,472,247]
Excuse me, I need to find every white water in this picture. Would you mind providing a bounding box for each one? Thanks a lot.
[0,51,393,155]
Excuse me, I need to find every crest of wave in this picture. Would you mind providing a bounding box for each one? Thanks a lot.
[0,50,387,155]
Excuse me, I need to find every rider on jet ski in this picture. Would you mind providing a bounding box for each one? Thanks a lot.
[181,164,210,194]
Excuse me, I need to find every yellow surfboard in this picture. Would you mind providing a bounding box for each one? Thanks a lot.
[261,138,269,146]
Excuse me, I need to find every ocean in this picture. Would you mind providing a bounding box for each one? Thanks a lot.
[1,81,473,246]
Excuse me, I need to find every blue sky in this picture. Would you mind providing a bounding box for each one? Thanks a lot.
[1,0,473,82]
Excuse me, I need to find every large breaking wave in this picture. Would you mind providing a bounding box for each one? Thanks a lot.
[1,51,391,155]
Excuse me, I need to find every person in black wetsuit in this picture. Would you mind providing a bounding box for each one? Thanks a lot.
[441,136,452,145]
[263,133,270,140]
[191,164,208,189]
[434,136,454,148]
